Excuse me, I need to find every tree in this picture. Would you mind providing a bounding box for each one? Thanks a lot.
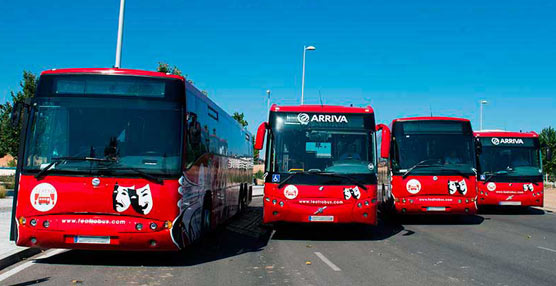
[540,126,556,180]
[232,112,248,127]
[156,62,182,76]
[0,71,37,158]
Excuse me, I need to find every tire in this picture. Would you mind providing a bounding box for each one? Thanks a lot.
[201,195,212,235]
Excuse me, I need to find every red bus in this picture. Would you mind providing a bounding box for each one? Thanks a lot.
[10,68,253,251]
[254,104,382,225]
[475,131,544,207]
[377,117,478,214]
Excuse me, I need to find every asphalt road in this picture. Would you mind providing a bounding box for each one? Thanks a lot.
[2,198,556,286]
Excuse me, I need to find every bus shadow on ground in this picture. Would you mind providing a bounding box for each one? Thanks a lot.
[34,206,272,267]
[478,206,546,215]
[385,214,485,225]
[270,219,405,241]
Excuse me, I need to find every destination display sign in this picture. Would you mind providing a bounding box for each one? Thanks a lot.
[480,137,537,147]
[273,112,371,129]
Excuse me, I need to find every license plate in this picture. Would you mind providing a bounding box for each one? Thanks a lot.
[499,201,521,206]
[309,216,334,222]
[426,207,446,211]
[74,236,111,244]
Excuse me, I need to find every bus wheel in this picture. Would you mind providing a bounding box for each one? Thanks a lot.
[201,195,212,235]
[238,184,247,214]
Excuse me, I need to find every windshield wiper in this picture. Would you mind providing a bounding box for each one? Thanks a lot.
[311,172,368,190]
[277,171,368,190]
[402,159,442,178]
[98,166,164,185]
[278,172,304,189]
[484,168,514,182]
[35,156,114,179]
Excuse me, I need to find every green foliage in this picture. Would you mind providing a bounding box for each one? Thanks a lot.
[0,71,37,158]
[252,137,260,162]
[0,185,6,198]
[233,112,248,127]
[540,126,556,180]
[254,170,264,180]
[0,175,15,190]
[156,62,182,76]
[7,159,16,167]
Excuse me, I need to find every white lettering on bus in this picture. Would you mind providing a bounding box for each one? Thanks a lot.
[310,114,348,123]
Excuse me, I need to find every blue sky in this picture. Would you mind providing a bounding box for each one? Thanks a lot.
[1,0,555,135]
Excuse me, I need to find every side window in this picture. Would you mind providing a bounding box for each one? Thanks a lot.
[185,90,203,167]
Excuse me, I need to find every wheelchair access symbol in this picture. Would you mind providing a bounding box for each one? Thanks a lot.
[272,174,280,183]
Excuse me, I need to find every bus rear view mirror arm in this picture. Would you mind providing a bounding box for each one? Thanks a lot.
[254,122,268,150]
[376,124,391,159]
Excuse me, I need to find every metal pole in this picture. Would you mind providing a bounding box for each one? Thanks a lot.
[480,101,483,130]
[266,90,271,112]
[114,0,126,68]
[301,46,306,105]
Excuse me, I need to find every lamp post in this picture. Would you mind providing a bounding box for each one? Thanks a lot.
[266,90,271,112]
[114,0,126,68]
[479,100,488,130]
[301,45,316,105]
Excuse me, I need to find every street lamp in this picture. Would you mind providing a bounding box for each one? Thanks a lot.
[301,45,316,105]
[479,100,488,130]
[114,0,126,68]
[266,89,271,112]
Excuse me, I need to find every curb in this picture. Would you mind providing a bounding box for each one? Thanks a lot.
[0,247,41,271]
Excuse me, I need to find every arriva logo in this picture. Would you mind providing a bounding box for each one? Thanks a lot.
[491,138,524,145]
[297,113,348,125]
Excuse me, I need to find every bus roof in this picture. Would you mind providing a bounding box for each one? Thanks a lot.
[393,116,470,123]
[270,104,374,114]
[41,68,185,81]
[474,130,538,138]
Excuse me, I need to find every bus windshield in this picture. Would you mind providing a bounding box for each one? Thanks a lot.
[270,113,376,174]
[478,137,541,178]
[23,91,182,177]
[392,121,475,175]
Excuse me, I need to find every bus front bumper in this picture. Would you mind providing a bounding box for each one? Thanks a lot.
[478,192,544,207]
[16,214,179,251]
[263,196,378,225]
[394,196,478,215]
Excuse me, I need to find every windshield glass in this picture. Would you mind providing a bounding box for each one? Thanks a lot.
[270,112,376,174]
[392,120,475,174]
[478,137,541,177]
[23,97,182,176]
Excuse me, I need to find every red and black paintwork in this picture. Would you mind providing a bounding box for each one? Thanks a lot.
[262,182,378,224]
[475,131,544,207]
[378,117,478,215]
[12,68,253,251]
[389,175,477,214]
[255,104,379,225]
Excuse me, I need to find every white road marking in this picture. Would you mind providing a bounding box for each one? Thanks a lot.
[314,252,341,271]
[0,249,66,283]
[538,246,556,253]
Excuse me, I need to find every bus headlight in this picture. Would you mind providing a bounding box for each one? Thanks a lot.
[136,223,143,231]
[150,223,157,230]
[43,220,50,228]
[30,219,37,227]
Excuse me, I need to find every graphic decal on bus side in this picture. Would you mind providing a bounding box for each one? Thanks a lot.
[30,183,57,212]
[343,186,361,200]
[448,180,467,195]
[523,183,534,192]
[406,179,421,194]
[112,184,153,215]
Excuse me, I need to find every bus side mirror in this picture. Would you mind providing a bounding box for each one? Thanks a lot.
[10,101,23,128]
[376,124,391,159]
[254,122,268,150]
